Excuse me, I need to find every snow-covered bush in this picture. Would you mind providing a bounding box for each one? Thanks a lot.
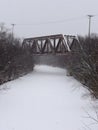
[0,24,34,84]
[66,34,98,98]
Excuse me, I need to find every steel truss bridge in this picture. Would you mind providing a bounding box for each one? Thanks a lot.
[22,34,78,55]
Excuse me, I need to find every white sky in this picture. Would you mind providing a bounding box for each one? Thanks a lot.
[0,0,98,38]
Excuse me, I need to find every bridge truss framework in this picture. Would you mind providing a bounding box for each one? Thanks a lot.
[22,34,78,55]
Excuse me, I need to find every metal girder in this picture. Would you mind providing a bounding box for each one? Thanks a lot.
[22,34,77,55]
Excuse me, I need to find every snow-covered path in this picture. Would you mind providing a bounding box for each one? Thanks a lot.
[0,65,97,130]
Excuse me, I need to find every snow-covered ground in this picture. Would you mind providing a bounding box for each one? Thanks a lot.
[0,65,98,130]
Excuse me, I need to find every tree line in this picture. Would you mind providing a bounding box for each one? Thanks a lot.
[0,24,34,84]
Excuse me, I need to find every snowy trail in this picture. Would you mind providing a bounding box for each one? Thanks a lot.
[0,65,97,130]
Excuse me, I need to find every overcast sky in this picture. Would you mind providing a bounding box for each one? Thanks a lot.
[0,0,98,38]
